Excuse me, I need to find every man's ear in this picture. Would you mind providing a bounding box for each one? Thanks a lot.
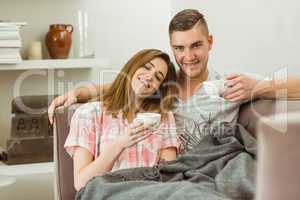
[208,35,213,51]
[169,37,175,52]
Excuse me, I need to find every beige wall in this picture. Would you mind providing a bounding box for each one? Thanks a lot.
[0,0,172,147]
[172,0,300,76]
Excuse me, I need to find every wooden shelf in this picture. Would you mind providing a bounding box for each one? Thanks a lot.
[0,58,110,71]
[0,161,53,176]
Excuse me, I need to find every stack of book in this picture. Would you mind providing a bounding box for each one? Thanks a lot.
[0,22,26,64]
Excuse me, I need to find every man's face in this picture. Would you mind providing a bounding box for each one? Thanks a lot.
[170,25,213,79]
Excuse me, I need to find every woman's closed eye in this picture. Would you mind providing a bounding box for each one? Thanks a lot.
[143,65,151,70]
[143,63,165,82]
[155,74,163,81]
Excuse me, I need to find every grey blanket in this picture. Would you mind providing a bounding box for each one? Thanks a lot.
[77,123,257,200]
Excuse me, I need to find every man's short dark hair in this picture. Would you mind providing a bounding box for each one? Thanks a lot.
[169,9,209,36]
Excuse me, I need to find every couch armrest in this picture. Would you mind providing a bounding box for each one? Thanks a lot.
[53,104,83,200]
[238,99,300,136]
[256,112,300,200]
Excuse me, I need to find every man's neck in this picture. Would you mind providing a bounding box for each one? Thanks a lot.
[178,69,209,101]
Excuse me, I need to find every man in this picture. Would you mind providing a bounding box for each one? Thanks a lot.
[48,9,300,141]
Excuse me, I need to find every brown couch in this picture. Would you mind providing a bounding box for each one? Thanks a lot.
[53,99,300,200]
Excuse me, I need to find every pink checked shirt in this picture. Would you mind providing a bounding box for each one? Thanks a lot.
[64,102,179,172]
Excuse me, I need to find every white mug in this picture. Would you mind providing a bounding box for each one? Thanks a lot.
[133,113,161,128]
[203,80,228,97]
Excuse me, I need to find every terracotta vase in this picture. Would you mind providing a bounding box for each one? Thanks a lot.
[45,24,73,59]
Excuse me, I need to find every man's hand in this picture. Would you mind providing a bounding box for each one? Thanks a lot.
[48,90,78,124]
[48,84,109,124]
[221,73,258,102]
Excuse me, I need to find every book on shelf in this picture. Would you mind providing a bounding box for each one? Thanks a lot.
[0,26,19,31]
[0,56,22,64]
[0,23,23,47]
[0,51,21,59]
[0,40,21,47]
[0,47,20,55]
[0,22,27,27]
[0,48,21,62]
[0,21,26,64]
[0,31,21,40]
[0,52,21,58]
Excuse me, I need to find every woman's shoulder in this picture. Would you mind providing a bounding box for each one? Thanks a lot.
[74,101,103,119]
[160,111,176,125]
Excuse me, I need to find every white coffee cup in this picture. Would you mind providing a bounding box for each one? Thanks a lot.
[203,80,228,97]
[133,113,161,128]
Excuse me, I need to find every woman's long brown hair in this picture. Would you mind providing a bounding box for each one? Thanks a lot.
[101,49,178,120]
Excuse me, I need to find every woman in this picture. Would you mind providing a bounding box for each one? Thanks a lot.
[64,49,179,191]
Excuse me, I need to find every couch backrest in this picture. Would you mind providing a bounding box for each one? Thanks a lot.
[54,104,82,200]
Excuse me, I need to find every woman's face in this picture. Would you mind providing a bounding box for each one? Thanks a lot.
[131,57,168,98]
